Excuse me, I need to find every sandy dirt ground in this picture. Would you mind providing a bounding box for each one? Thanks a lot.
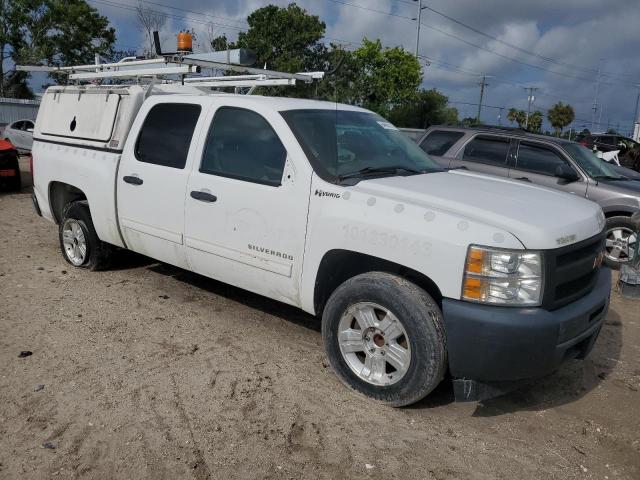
[1,160,639,479]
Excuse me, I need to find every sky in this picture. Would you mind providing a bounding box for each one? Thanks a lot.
[60,0,640,134]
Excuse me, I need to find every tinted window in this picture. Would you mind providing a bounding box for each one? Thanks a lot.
[11,121,25,130]
[201,107,286,186]
[420,130,464,156]
[461,136,510,166]
[516,143,568,176]
[135,103,201,169]
[24,121,34,130]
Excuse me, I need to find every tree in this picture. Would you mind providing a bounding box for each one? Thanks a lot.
[527,110,543,133]
[547,102,575,136]
[349,39,422,116]
[388,88,458,128]
[234,3,326,73]
[1,0,115,95]
[210,34,229,52]
[136,1,166,57]
[507,108,527,128]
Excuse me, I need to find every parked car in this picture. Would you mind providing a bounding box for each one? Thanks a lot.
[0,139,21,191]
[30,84,610,406]
[418,126,639,267]
[575,133,640,172]
[3,119,35,153]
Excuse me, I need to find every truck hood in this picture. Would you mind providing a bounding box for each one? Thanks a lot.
[354,170,604,249]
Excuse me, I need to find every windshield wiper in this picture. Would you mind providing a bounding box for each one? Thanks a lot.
[592,175,628,181]
[337,166,425,182]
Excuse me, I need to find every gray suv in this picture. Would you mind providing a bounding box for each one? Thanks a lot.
[418,126,640,267]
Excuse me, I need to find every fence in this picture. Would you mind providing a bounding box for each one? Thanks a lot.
[0,97,41,125]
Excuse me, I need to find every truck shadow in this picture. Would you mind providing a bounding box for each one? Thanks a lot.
[146,262,321,333]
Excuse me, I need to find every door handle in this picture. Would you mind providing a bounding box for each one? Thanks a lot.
[190,190,217,203]
[514,176,531,182]
[123,175,143,185]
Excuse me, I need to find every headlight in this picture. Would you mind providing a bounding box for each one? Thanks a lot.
[462,246,543,306]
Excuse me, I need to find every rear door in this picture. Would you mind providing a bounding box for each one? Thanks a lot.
[117,99,207,269]
[183,102,312,306]
[418,129,466,168]
[509,140,588,196]
[449,134,513,177]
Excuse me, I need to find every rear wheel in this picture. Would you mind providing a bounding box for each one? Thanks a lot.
[322,272,447,407]
[604,216,637,268]
[59,200,112,270]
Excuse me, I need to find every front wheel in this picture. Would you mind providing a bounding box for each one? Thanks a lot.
[322,272,447,407]
[604,216,638,269]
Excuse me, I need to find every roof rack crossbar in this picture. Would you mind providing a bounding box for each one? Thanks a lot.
[16,50,325,88]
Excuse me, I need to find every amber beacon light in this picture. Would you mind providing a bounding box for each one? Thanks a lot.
[177,31,193,53]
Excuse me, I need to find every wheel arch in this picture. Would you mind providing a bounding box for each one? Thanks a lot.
[48,181,88,224]
[313,249,443,317]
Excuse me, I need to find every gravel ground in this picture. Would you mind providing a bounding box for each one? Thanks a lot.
[1,160,639,479]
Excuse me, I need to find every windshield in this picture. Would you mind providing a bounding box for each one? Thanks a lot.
[563,143,625,179]
[281,109,442,183]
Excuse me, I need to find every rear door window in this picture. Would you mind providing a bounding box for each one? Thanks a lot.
[135,103,201,169]
[461,135,510,166]
[11,121,25,130]
[419,130,464,156]
[515,142,569,176]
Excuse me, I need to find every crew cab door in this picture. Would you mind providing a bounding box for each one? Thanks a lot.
[117,99,206,269]
[184,103,312,306]
[508,140,588,196]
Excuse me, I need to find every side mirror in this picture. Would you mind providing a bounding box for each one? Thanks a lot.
[555,164,580,183]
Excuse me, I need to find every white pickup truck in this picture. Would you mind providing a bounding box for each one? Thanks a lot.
[31,84,611,405]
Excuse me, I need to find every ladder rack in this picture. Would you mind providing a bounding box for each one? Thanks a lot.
[16,50,325,91]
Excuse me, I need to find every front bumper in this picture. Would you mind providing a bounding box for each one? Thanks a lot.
[442,267,611,384]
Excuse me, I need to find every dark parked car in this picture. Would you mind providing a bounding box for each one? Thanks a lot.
[0,139,21,192]
[417,126,639,268]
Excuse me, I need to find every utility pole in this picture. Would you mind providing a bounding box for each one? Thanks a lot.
[591,60,602,131]
[476,75,488,125]
[632,84,640,134]
[524,86,538,129]
[498,107,504,126]
[413,0,425,57]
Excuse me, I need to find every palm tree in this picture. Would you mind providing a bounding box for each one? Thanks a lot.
[547,102,575,136]
[507,108,519,126]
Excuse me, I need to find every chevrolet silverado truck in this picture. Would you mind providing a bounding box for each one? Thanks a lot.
[30,84,611,406]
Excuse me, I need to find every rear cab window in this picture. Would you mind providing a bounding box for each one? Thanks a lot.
[460,135,511,166]
[135,103,201,169]
[419,130,465,156]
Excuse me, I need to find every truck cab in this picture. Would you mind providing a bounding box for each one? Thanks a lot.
[31,85,611,406]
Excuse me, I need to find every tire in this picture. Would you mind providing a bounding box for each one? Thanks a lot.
[59,200,112,271]
[604,216,638,269]
[322,272,447,407]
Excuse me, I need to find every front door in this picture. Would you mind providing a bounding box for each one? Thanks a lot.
[509,140,588,197]
[184,103,312,306]
[117,99,206,269]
